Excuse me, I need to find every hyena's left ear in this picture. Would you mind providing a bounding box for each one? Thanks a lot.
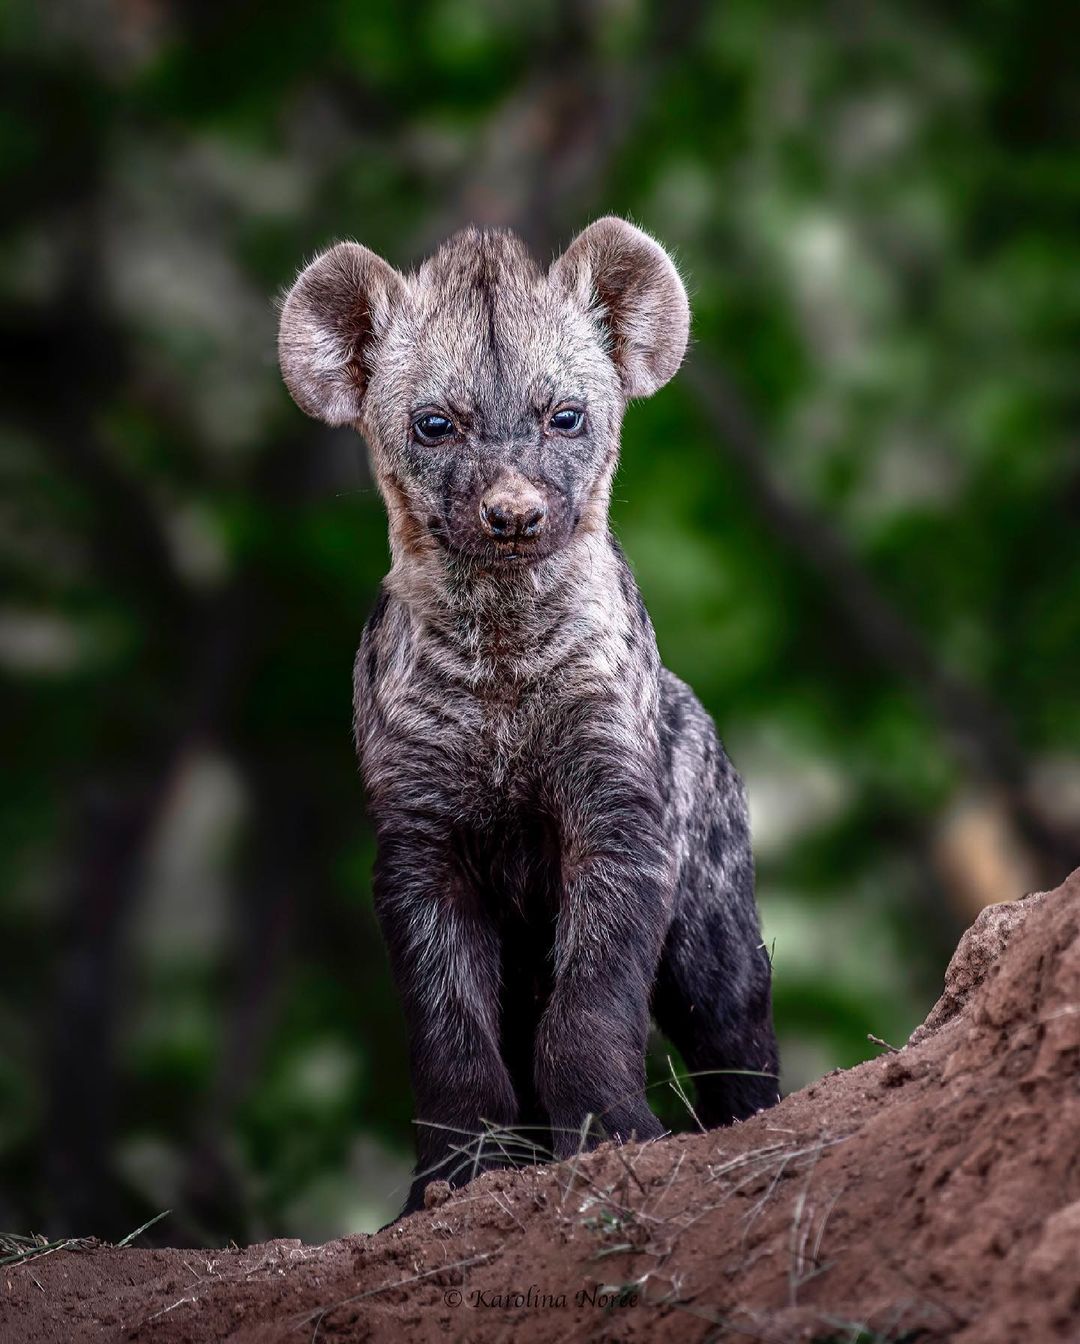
[278,241,405,426]
[551,217,690,399]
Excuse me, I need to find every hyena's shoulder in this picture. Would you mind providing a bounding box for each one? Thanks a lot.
[657,665,748,839]
[658,666,717,775]
[352,586,417,747]
[354,582,395,689]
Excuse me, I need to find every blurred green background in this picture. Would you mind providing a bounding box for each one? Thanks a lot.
[1,0,1077,1243]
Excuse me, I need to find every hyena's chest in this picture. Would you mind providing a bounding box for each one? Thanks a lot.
[441,686,548,819]
[364,656,551,812]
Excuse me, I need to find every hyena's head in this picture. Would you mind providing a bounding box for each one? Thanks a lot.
[278,218,689,569]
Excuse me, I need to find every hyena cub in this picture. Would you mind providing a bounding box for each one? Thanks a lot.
[279,217,779,1217]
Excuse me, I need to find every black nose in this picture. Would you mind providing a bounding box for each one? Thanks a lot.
[480,494,547,540]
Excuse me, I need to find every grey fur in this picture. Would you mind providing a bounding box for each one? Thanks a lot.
[278,217,778,1216]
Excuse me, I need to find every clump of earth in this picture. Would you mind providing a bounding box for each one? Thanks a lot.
[4,868,1078,1343]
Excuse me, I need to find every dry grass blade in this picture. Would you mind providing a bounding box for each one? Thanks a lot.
[0,1233,97,1268]
[1,1208,168,1269]
[115,1209,171,1248]
[666,1055,705,1133]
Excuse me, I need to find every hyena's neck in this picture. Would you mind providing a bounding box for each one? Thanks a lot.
[384,529,633,685]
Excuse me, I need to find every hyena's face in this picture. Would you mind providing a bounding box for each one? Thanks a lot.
[279,218,689,568]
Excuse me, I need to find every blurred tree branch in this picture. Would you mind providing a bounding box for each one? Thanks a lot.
[684,357,1079,887]
[420,0,705,260]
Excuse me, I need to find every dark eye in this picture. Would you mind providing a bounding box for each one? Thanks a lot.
[549,406,585,435]
[413,413,455,444]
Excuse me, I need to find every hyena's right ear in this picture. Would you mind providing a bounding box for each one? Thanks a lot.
[550,217,690,400]
[278,242,405,426]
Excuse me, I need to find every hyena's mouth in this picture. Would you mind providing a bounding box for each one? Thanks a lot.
[445,532,554,567]
[488,542,540,564]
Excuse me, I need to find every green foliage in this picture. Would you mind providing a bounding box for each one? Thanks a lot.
[0,0,1075,1241]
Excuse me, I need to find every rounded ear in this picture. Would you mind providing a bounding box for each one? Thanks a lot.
[278,241,405,426]
[550,217,690,399]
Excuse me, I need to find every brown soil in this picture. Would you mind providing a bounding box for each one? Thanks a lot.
[4,868,1079,1344]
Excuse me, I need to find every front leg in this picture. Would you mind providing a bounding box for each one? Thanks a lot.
[373,823,517,1215]
[536,762,671,1157]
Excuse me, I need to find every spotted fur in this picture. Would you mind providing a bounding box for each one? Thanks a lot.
[279,217,779,1216]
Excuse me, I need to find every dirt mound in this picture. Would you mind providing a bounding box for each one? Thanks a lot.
[3,869,1079,1344]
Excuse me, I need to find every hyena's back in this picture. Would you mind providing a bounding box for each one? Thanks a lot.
[654,668,779,1124]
